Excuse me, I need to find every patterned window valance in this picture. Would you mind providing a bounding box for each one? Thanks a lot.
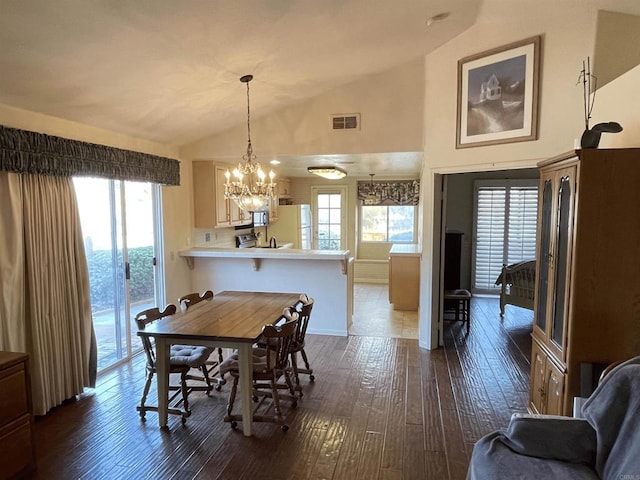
[357,179,420,206]
[0,125,180,185]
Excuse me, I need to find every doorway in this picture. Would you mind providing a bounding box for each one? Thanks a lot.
[310,186,347,250]
[436,168,539,346]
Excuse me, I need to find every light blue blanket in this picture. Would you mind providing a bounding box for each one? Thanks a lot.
[467,356,640,479]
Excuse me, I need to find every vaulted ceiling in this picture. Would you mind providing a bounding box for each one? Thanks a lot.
[0,0,481,147]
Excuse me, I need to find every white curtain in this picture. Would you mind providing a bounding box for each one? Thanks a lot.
[0,171,94,415]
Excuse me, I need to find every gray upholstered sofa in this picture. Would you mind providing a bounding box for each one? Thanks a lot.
[467,356,640,479]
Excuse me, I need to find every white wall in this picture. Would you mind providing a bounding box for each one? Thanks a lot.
[419,0,640,349]
[590,64,640,148]
[180,58,425,161]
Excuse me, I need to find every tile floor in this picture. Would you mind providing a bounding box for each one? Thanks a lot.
[350,282,418,339]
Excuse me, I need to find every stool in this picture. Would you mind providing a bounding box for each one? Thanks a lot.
[444,289,471,333]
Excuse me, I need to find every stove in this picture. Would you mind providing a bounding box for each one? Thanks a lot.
[235,233,258,248]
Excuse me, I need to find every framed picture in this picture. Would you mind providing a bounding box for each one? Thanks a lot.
[456,35,541,148]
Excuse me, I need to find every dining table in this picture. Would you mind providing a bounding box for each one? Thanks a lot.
[137,290,302,436]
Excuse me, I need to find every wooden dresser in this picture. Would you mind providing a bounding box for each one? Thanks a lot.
[0,352,36,479]
[529,148,640,416]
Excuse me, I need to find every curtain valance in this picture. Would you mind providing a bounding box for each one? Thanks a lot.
[0,125,180,185]
[357,179,420,206]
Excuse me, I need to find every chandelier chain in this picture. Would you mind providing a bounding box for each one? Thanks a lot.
[245,79,254,161]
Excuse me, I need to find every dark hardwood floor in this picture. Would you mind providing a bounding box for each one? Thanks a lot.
[30,291,532,480]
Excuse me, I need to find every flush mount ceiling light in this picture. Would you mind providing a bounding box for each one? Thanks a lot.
[307,166,347,180]
[224,74,276,212]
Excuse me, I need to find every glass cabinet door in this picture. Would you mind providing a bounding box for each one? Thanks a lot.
[535,178,553,333]
[551,172,574,349]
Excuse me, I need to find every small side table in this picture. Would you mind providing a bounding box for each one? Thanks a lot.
[444,289,472,333]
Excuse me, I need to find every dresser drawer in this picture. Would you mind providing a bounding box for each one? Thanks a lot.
[0,415,35,478]
[0,364,29,425]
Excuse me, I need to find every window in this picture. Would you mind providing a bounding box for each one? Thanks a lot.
[473,180,538,292]
[361,205,416,242]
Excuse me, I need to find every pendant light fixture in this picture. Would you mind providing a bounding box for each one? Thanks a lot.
[362,173,379,205]
[224,74,276,212]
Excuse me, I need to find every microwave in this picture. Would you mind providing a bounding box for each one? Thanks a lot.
[252,210,269,227]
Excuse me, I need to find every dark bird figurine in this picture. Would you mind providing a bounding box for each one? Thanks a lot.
[580,121,623,149]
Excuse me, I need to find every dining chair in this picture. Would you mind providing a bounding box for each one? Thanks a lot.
[178,290,226,391]
[289,294,315,396]
[135,304,214,424]
[220,308,299,431]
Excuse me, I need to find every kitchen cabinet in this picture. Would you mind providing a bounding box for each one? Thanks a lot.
[529,149,640,416]
[193,161,251,228]
[388,244,420,311]
[277,177,291,198]
[0,351,36,478]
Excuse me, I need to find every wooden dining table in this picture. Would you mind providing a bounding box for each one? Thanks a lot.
[137,290,301,436]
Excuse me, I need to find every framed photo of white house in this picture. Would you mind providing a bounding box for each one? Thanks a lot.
[456,35,541,148]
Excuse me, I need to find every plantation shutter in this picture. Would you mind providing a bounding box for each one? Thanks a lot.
[474,187,506,291]
[473,180,538,292]
[507,186,539,263]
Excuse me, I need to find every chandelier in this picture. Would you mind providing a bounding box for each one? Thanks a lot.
[224,74,276,212]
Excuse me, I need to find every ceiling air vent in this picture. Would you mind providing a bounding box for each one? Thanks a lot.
[332,113,360,130]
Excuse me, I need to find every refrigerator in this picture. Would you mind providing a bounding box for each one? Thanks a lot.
[268,204,312,249]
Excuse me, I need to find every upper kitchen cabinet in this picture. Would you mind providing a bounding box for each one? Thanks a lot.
[529,148,640,416]
[192,160,251,228]
[277,177,291,198]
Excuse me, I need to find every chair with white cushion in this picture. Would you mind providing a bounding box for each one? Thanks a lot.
[135,304,214,424]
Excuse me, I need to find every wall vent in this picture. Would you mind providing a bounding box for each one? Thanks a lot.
[331,113,360,130]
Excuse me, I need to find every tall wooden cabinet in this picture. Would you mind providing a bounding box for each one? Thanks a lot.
[529,148,640,416]
[444,232,463,290]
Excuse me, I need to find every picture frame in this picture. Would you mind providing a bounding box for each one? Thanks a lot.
[456,35,541,149]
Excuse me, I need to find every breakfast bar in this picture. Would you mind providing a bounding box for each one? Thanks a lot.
[180,247,354,336]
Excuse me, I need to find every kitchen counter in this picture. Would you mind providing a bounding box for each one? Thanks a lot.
[180,246,351,272]
[389,244,421,256]
[389,243,420,311]
[179,247,354,336]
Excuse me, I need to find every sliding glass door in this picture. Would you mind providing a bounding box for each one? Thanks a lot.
[74,178,162,372]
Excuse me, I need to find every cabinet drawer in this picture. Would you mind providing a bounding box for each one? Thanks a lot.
[0,364,29,425]
[0,415,35,478]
